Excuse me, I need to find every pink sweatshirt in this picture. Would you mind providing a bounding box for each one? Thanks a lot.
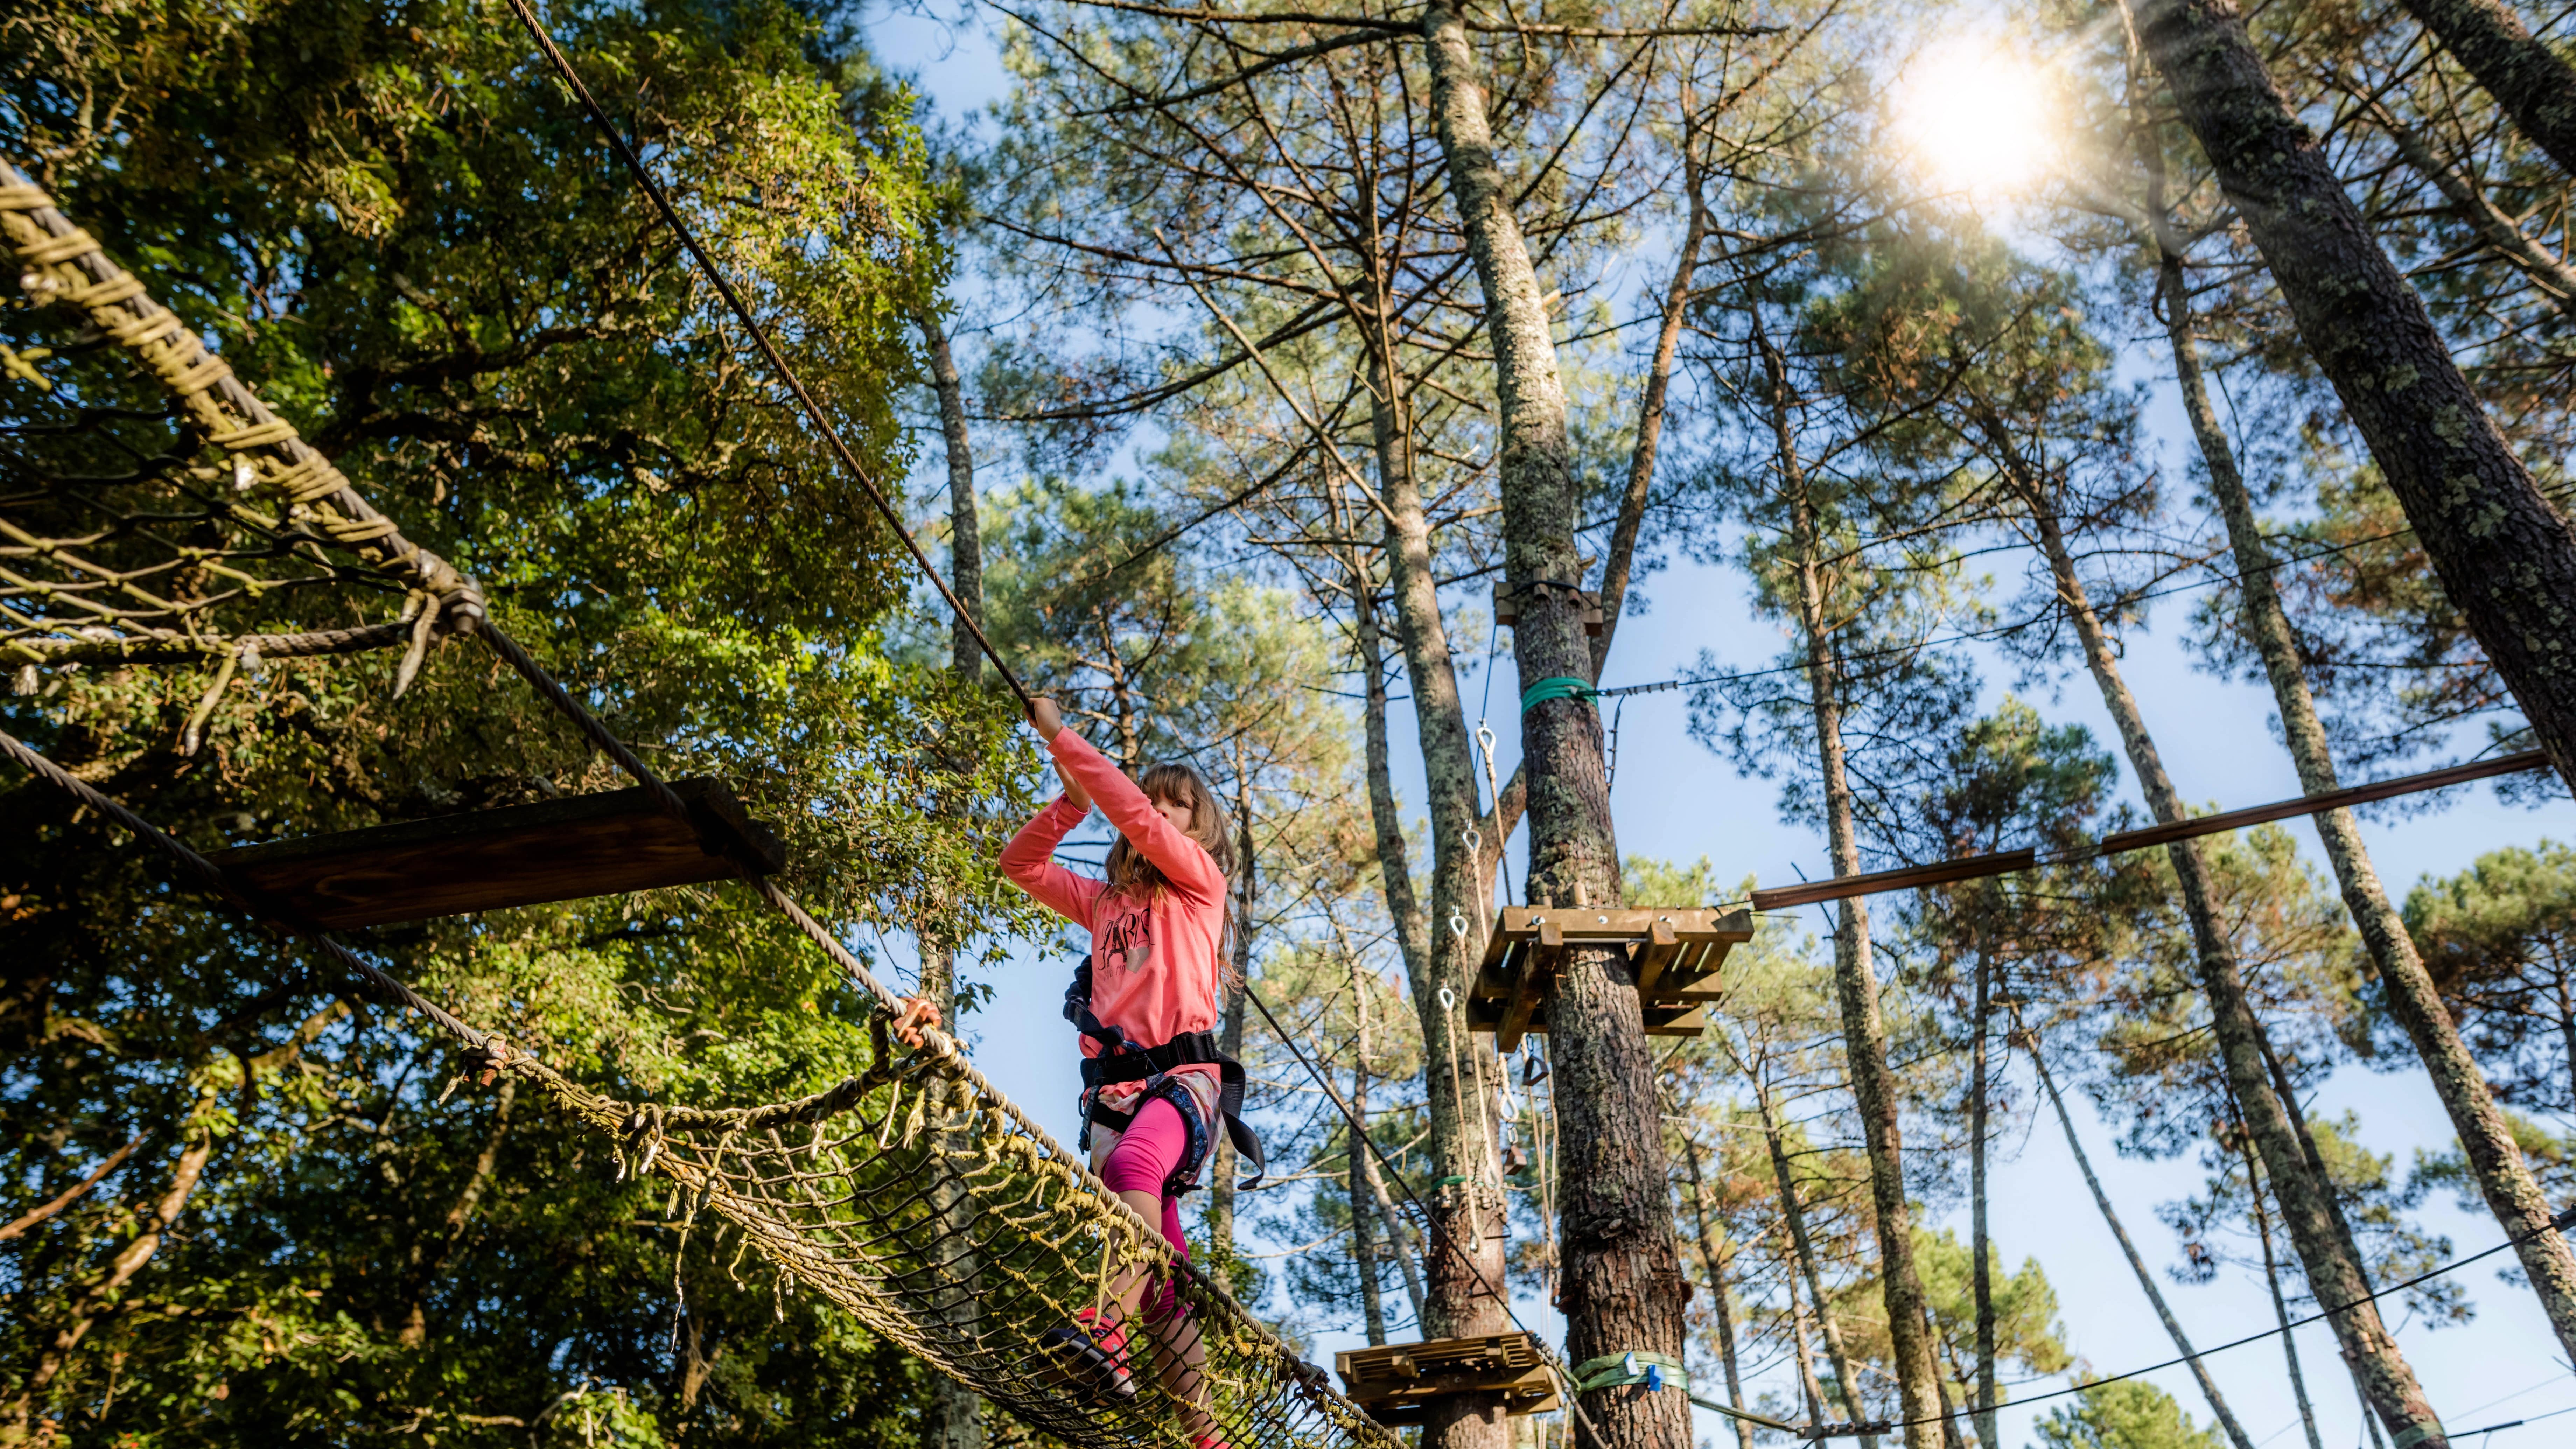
[1000,730,1228,1104]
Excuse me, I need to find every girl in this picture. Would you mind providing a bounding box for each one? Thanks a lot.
[899,697,1239,1441]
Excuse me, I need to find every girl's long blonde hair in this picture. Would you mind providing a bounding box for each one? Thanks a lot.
[1105,761,1237,900]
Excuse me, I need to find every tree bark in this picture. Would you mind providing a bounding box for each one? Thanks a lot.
[1781,1231,1834,1425]
[1990,429,2448,1448]
[2394,0,2576,180]
[1758,323,1944,1442]
[1351,945,1388,1346]
[1418,11,1684,1446]
[1750,1071,1877,1448]
[1354,311,1508,1449]
[2135,0,2576,804]
[1969,953,1997,1449]
[2154,243,2576,1361]
[1681,1138,1755,1449]
[917,300,987,1449]
[1209,759,1256,1263]
[917,307,986,680]
[2246,1133,2329,1449]
[2032,1049,2258,1449]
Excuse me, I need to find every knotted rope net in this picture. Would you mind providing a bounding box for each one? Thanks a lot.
[1,170,1398,1449]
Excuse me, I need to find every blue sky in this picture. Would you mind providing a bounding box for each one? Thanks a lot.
[862,6,2576,1445]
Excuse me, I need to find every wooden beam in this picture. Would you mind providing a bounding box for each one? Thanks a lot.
[215,778,786,930]
[1633,917,1682,998]
[1748,749,2551,912]
[1496,921,1558,1052]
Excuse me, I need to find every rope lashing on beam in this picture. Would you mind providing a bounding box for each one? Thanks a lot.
[0,723,1393,1449]
[1,162,483,696]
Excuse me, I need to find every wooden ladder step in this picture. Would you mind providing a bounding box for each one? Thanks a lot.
[212,778,786,930]
[1334,1332,1562,1424]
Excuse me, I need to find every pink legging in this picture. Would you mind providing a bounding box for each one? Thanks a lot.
[1099,1094,1193,1322]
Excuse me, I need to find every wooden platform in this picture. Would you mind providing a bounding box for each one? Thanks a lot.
[1467,906,1755,1050]
[212,778,787,930]
[1334,1332,1561,1424]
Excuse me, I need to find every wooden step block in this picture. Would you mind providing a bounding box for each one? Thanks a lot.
[1467,906,1754,1049]
[212,778,786,930]
[1334,1332,1561,1424]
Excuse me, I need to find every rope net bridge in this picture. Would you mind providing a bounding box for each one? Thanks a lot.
[0,169,1396,1449]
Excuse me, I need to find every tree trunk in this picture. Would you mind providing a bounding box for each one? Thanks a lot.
[1352,947,1388,1346]
[1682,1139,1755,1449]
[1992,433,2448,1448]
[2135,0,2576,804]
[1355,283,1507,1448]
[1758,324,1943,1442]
[917,300,987,1449]
[402,1075,518,1348]
[1420,0,1686,1416]
[2032,1048,2258,1449]
[1781,1233,1833,1425]
[1209,757,1257,1265]
[2394,0,2576,179]
[2246,1130,2329,1449]
[916,308,986,680]
[2154,247,2576,1360]
[1751,1072,1877,1448]
[1969,952,1997,1449]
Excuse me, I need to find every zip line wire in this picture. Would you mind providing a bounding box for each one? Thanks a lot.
[502,0,1032,711]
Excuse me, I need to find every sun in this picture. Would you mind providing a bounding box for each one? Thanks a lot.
[1893,39,2057,197]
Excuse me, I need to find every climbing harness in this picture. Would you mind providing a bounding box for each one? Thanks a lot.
[1064,958,1266,1192]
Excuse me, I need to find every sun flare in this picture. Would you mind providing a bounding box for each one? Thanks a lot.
[1894,40,2057,197]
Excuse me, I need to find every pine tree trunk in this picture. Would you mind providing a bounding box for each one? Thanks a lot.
[2154,250,2576,1360]
[2393,0,2576,179]
[1352,947,1389,1344]
[1991,436,2448,1448]
[1412,14,1681,1442]
[2134,0,2576,803]
[916,303,987,1449]
[1346,477,1503,1444]
[1209,761,1256,1264]
[1751,1072,1878,1447]
[1682,1139,1756,1449]
[1970,952,1997,1449]
[1758,324,1944,1443]
[1781,1238,1833,1426]
[2246,1133,2329,1449]
[916,309,985,681]
[2033,1049,2258,1449]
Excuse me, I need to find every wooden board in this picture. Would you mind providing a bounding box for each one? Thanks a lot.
[1334,1332,1561,1424]
[1468,906,1753,1045]
[212,777,786,930]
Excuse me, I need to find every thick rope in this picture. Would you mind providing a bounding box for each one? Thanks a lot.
[5,620,414,668]
[0,162,484,686]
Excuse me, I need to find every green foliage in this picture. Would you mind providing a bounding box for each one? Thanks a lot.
[0,0,1046,1442]
[2396,840,2576,1110]
[2030,1380,2226,1449]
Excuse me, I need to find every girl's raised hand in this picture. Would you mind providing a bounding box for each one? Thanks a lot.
[1027,695,1066,741]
